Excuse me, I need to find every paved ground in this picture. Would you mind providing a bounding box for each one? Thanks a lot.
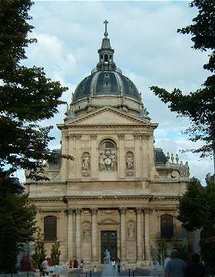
[77,265,161,277]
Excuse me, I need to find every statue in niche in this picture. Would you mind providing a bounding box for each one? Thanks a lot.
[82,229,91,242]
[82,152,90,176]
[127,221,135,239]
[126,152,134,170]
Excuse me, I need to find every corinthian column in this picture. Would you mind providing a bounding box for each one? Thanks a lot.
[91,208,98,262]
[144,209,151,261]
[67,209,74,260]
[136,208,143,261]
[120,207,126,261]
[75,208,81,260]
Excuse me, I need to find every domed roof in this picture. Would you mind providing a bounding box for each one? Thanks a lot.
[73,70,141,102]
[72,21,141,104]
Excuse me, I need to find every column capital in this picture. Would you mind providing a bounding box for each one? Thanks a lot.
[91,208,98,215]
[90,134,97,139]
[144,208,152,214]
[136,207,143,214]
[75,208,81,215]
[133,133,143,140]
[70,134,82,139]
[67,208,75,215]
[119,207,126,214]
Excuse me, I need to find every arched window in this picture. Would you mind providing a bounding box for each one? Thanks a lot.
[44,216,57,241]
[160,214,174,239]
[98,139,117,171]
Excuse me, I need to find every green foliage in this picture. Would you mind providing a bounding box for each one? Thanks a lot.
[178,178,206,231]
[151,238,189,266]
[32,228,46,270]
[0,176,36,273]
[151,239,168,266]
[178,176,215,268]
[50,241,61,265]
[150,0,215,158]
[0,0,68,178]
[172,240,189,261]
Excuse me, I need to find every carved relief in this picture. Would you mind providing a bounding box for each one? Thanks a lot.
[126,151,135,176]
[81,152,90,176]
[127,221,135,240]
[99,140,117,171]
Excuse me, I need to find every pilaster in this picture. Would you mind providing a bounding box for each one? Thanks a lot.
[75,208,81,259]
[67,209,75,260]
[144,208,151,261]
[118,134,125,178]
[120,207,126,261]
[91,208,98,262]
[136,208,143,261]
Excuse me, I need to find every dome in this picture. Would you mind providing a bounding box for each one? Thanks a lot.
[73,70,141,102]
[69,21,145,117]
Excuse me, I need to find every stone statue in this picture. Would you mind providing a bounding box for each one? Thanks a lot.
[82,156,90,170]
[83,229,90,242]
[126,152,134,170]
[104,249,111,264]
[82,153,90,176]
[127,222,135,239]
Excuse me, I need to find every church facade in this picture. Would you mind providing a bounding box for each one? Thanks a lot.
[27,24,190,266]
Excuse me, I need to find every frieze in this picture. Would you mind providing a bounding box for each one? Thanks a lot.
[117,134,125,139]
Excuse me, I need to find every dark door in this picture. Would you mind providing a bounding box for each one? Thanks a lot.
[101,230,117,263]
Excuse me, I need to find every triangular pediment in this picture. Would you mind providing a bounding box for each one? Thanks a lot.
[67,107,149,126]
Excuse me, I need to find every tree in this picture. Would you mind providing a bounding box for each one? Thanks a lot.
[178,176,215,272]
[0,0,67,179]
[32,228,46,270]
[150,0,215,163]
[50,241,61,265]
[0,175,36,273]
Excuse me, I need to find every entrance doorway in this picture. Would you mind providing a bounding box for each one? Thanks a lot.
[101,230,117,263]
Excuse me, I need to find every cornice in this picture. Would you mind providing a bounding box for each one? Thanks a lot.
[30,194,181,202]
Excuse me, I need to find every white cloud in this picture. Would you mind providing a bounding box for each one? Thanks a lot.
[21,1,213,183]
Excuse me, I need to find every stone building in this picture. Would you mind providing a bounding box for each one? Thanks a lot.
[27,24,190,266]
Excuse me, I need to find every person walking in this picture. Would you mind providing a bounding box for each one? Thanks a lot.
[41,257,49,276]
[185,253,206,277]
[116,257,121,273]
[165,249,186,277]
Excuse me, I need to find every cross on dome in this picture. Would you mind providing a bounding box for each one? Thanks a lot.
[104,20,109,37]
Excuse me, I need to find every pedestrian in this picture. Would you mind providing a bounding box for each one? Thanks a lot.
[164,254,171,270]
[117,257,121,273]
[112,258,116,269]
[41,257,49,276]
[80,259,84,271]
[185,253,205,277]
[73,256,79,268]
[164,249,186,277]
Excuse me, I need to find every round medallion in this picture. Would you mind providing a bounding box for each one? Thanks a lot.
[104,157,112,165]
[171,170,179,179]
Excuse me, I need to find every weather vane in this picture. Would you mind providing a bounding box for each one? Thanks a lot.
[104,20,108,37]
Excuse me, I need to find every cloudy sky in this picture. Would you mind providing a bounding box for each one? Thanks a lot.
[22,0,213,183]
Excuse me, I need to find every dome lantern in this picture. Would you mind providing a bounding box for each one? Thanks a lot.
[97,20,116,71]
